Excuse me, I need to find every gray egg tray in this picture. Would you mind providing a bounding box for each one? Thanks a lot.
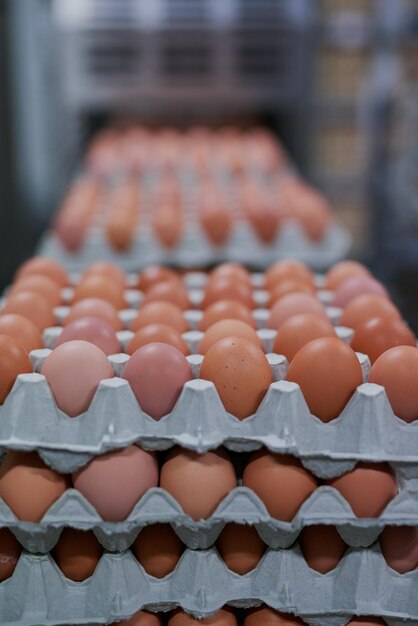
[2,479,418,553]
[0,543,417,626]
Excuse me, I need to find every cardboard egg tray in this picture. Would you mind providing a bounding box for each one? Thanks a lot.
[0,543,417,626]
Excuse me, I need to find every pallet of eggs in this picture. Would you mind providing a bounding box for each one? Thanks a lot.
[0,257,417,625]
[38,127,350,271]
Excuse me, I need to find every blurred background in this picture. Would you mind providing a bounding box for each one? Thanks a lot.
[1,0,418,324]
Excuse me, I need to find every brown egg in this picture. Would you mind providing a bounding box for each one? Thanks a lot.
[0,528,21,580]
[160,448,237,521]
[122,611,163,626]
[153,206,183,249]
[243,451,318,521]
[11,274,62,308]
[286,337,362,422]
[72,275,126,310]
[133,524,184,577]
[53,528,102,581]
[380,526,418,573]
[295,196,331,242]
[244,607,306,625]
[202,279,255,310]
[132,302,188,334]
[268,279,314,307]
[168,608,237,625]
[142,281,191,311]
[199,320,262,355]
[0,451,69,521]
[340,294,401,329]
[0,335,32,403]
[15,257,69,288]
[64,298,123,331]
[265,261,314,291]
[2,291,55,331]
[351,317,415,364]
[247,203,280,244]
[273,314,337,362]
[0,314,42,354]
[268,293,327,331]
[368,346,418,422]
[200,337,272,419]
[298,525,347,573]
[82,262,126,288]
[200,202,232,246]
[127,324,189,356]
[137,266,180,292]
[199,300,256,331]
[217,523,265,574]
[325,261,371,291]
[210,264,251,286]
[326,463,397,517]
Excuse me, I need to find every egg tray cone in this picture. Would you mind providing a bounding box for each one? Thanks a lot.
[2,483,418,553]
[1,544,418,626]
[2,367,418,479]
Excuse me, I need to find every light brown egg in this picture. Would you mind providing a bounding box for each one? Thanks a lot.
[122,611,163,626]
[268,293,327,331]
[368,346,418,422]
[168,608,237,625]
[0,314,43,353]
[82,262,126,288]
[11,274,62,308]
[340,294,401,329]
[351,317,415,364]
[153,206,183,249]
[2,291,55,331]
[265,261,314,291]
[53,528,102,581]
[247,203,280,244]
[72,275,126,310]
[133,524,184,577]
[273,314,337,362]
[199,300,256,331]
[326,463,397,518]
[268,279,314,307]
[200,202,232,246]
[160,448,237,521]
[325,261,371,291]
[127,324,189,356]
[0,451,69,521]
[137,266,180,292]
[202,279,255,310]
[141,281,191,311]
[298,525,347,573]
[15,257,68,288]
[199,320,262,355]
[333,276,389,309]
[106,210,137,251]
[380,526,418,573]
[0,528,21,580]
[244,607,306,625]
[64,298,123,331]
[217,523,265,574]
[243,451,318,521]
[200,337,272,419]
[131,301,188,333]
[0,335,32,403]
[209,263,251,286]
[286,337,362,422]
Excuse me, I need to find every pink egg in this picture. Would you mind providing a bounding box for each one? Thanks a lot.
[268,293,327,330]
[41,340,114,417]
[123,343,193,420]
[333,276,389,308]
[55,317,121,355]
[72,446,158,521]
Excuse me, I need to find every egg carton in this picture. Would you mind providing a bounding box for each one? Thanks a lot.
[1,543,418,626]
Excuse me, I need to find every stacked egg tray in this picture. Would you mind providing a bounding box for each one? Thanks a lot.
[0,271,418,625]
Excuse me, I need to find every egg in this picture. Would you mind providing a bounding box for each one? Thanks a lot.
[264,261,314,291]
[106,211,137,251]
[273,314,337,362]
[199,300,256,331]
[127,324,189,356]
[64,298,123,331]
[122,612,163,626]
[247,202,280,244]
[340,294,401,329]
[243,451,318,521]
[141,281,191,311]
[0,451,69,521]
[0,335,33,404]
[131,302,188,334]
[0,529,21,580]
[168,608,237,625]
[53,528,102,581]
[11,274,62,308]
[55,317,121,355]
[160,448,236,521]
[123,343,193,419]
[332,276,389,308]
[268,293,327,330]
[2,291,55,331]
[201,279,255,310]
[82,262,126,288]
[244,607,306,625]
[133,524,184,577]
[210,263,251,286]
[137,266,180,292]
[379,526,418,573]
[298,525,347,573]
[72,446,158,522]
[217,523,265,574]
[368,346,418,422]
[351,317,415,364]
[153,206,183,249]
[0,314,43,353]
[325,261,371,291]
[41,340,114,416]
[54,211,90,252]
[326,463,397,517]
[72,275,126,310]
[200,202,232,246]
[200,337,272,419]
[268,279,314,307]
[295,196,331,242]
[199,320,262,355]
[15,257,68,288]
